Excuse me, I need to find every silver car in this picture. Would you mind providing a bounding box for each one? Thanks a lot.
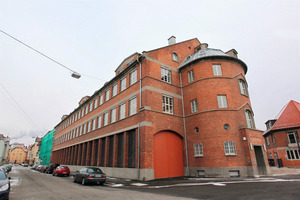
[73,167,106,185]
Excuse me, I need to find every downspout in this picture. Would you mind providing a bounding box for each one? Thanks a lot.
[137,55,142,180]
[180,72,189,176]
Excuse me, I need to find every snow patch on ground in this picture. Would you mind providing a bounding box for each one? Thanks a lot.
[131,183,148,186]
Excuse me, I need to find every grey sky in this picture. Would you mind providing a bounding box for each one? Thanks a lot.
[1,0,299,146]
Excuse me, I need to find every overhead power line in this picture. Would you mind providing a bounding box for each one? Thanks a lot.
[0,29,106,81]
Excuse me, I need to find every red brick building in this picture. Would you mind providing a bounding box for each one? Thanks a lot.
[264,100,300,168]
[51,37,269,180]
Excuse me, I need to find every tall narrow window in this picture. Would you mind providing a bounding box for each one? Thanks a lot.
[191,99,198,113]
[117,133,124,168]
[162,95,174,114]
[172,52,178,62]
[92,118,96,131]
[188,69,194,82]
[212,64,222,76]
[111,107,116,123]
[266,137,270,145]
[245,109,255,129]
[120,77,127,92]
[119,102,126,120]
[129,97,137,116]
[128,130,136,168]
[130,68,137,86]
[78,125,82,136]
[82,124,86,135]
[89,102,93,112]
[97,115,102,128]
[94,98,98,109]
[194,143,203,157]
[161,67,172,83]
[103,112,109,126]
[105,90,110,102]
[217,95,228,108]
[238,79,248,96]
[112,83,118,97]
[224,141,236,155]
[99,94,104,105]
[100,138,106,166]
[108,136,114,167]
[87,121,91,133]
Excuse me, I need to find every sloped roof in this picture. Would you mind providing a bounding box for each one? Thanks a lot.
[264,100,300,135]
[178,48,248,73]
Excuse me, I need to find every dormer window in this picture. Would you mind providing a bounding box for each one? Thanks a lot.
[172,52,178,62]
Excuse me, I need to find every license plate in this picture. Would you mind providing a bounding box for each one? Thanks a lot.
[63,172,67,174]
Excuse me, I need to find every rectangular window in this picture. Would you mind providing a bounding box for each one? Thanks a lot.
[111,107,116,123]
[238,79,248,96]
[97,115,102,128]
[191,99,198,113]
[217,95,228,108]
[130,68,137,86]
[112,83,118,97]
[194,143,203,157]
[128,130,136,168]
[103,112,109,126]
[87,121,91,133]
[100,138,106,166]
[224,141,236,155]
[172,52,178,62]
[81,109,84,117]
[108,136,114,167]
[119,102,126,120]
[129,97,137,116]
[89,102,93,112]
[161,67,172,83]
[78,125,81,136]
[99,94,104,105]
[212,64,222,76]
[266,137,270,145]
[162,95,174,114]
[94,98,98,109]
[92,118,96,131]
[105,90,110,102]
[288,132,297,144]
[82,124,86,135]
[117,133,124,168]
[120,77,127,92]
[188,69,195,82]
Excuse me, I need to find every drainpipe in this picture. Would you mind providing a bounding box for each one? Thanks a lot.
[136,55,142,180]
[180,72,190,176]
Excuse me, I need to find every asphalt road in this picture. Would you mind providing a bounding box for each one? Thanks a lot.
[8,165,300,200]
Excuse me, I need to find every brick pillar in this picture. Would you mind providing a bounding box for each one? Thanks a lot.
[113,134,118,167]
[81,142,87,166]
[77,144,82,165]
[124,131,129,168]
[86,141,91,166]
[67,147,71,165]
[97,138,101,166]
[71,146,75,165]
[104,137,109,167]
[73,145,77,165]
[91,140,96,166]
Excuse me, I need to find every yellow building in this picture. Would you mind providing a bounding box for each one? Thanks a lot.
[9,145,28,164]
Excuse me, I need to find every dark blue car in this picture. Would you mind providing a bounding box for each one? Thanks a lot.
[0,171,10,200]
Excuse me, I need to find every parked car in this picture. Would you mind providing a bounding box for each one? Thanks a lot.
[41,166,49,173]
[46,164,60,174]
[0,171,10,200]
[73,167,106,185]
[31,164,39,170]
[37,165,45,172]
[53,166,70,177]
[23,163,28,167]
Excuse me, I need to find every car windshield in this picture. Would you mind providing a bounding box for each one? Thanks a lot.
[0,172,7,180]
[87,168,102,173]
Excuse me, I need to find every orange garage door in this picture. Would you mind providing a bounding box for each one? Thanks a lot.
[153,131,184,179]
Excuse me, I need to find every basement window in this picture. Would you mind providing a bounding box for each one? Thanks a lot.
[197,170,205,177]
[229,170,240,177]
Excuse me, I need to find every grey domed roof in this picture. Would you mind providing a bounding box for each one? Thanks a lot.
[178,48,247,73]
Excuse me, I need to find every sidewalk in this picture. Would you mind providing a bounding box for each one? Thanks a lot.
[104,168,300,188]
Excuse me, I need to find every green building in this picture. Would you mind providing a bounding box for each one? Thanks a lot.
[39,129,55,165]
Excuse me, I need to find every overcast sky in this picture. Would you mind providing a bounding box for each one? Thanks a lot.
[1,0,299,146]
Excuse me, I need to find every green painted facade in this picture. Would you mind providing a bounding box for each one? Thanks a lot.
[39,129,54,165]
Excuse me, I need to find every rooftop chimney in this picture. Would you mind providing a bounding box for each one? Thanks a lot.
[226,49,238,58]
[200,43,208,50]
[168,36,176,45]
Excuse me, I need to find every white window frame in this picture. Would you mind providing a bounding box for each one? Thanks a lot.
[266,136,270,145]
[78,125,82,136]
[194,143,203,157]
[120,77,127,92]
[82,123,86,135]
[97,115,102,128]
[161,67,172,83]
[92,118,96,131]
[119,102,126,120]
[105,89,110,102]
[103,112,109,126]
[172,52,178,62]
[94,98,98,109]
[245,109,255,129]
[85,106,88,115]
[212,64,222,76]
[130,68,137,86]
[287,132,297,144]
[112,83,118,97]
[286,149,300,160]
[162,95,174,114]
[191,99,198,113]
[238,79,248,96]
[188,69,194,82]
[89,102,93,112]
[87,121,91,133]
[224,141,237,155]
[129,97,137,116]
[111,107,117,123]
[99,94,104,105]
[217,95,228,108]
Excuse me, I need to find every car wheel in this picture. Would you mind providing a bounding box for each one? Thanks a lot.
[81,178,85,185]
[73,176,76,183]
[99,182,104,186]
[52,173,55,176]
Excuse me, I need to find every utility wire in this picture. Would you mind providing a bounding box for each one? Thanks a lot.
[0,29,106,82]
[0,81,44,134]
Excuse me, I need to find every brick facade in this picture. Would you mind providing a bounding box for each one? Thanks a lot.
[51,37,269,180]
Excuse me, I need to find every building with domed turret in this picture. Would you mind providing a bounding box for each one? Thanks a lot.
[51,37,269,180]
